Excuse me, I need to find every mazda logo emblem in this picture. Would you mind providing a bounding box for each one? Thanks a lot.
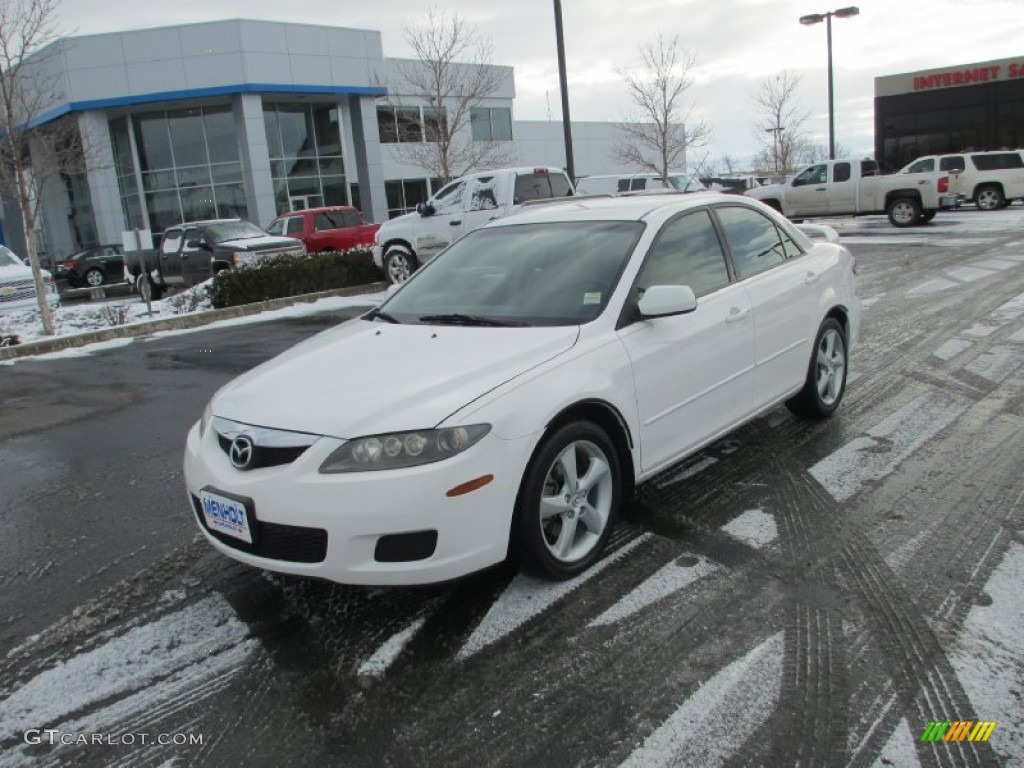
[229,435,255,470]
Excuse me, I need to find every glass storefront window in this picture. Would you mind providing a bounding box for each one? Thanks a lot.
[145,190,182,233]
[179,185,217,220]
[214,183,247,220]
[264,100,348,215]
[168,108,207,167]
[134,114,173,171]
[204,106,239,164]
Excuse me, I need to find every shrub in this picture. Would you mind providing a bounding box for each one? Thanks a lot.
[207,248,383,309]
[1,332,19,347]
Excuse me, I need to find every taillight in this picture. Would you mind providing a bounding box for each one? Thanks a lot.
[62,261,75,269]
[938,176,949,193]
[233,252,243,267]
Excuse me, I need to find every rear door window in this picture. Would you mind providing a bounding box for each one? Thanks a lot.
[833,163,851,183]
[939,155,965,173]
[161,230,182,254]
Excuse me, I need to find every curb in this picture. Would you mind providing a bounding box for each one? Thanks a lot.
[0,281,387,361]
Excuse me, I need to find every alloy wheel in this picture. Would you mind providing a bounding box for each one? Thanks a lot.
[538,439,613,563]
[816,327,846,406]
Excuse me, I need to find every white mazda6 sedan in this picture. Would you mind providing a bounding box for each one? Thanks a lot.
[184,195,860,585]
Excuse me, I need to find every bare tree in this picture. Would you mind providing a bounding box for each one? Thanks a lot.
[752,71,810,176]
[614,33,710,178]
[0,0,83,336]
[382,8,513,184]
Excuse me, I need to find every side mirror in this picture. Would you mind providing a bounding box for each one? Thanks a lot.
[949,168,963,176]
[416,203,435,216]
[637,285,698,319]
[187,239,211,250]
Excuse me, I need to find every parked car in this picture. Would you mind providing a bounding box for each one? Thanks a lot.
[700,176,763,195]
[124,219,305,300]
[185,194,860,586]
[746,158,960,227]
[373,166,575,284]
[267,206,381,253]
[57,244,125,288]
[575,172,705,196]
[898,150,1024,210]
[0,246,60,314]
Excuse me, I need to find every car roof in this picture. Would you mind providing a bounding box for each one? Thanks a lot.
[492,191,748,225]
[273,206,357,218]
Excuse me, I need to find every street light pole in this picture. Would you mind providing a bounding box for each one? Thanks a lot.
[552,0,575,182]
[764,127,784,173]
[799,6,859,161]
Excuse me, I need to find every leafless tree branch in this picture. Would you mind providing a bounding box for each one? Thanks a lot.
[613,33,710,179]
[379,8,513,183]
[751,70,811,176]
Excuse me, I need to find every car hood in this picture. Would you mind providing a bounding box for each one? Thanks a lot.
[217,235,302,251]
[0,264,49,282]
[213,320,580,438]
[375,211,418,239]
[745,183,783,199]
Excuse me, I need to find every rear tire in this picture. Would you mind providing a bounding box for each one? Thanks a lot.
[515,421,622,580]
[85,268,104,287]
[887,197,921,228]
[786,318,847,419]
[975,185,1004,211]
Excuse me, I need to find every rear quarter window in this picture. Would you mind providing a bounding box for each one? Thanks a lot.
[971,153,1024,171]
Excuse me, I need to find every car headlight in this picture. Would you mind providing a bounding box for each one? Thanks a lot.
[319,424,491,473]
[199,401,213,438]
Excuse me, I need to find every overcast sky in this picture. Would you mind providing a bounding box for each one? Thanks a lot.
[57,0,1024,170]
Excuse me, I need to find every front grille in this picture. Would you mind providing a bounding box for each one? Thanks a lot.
[192,495,328,563]
[216,435,308,469]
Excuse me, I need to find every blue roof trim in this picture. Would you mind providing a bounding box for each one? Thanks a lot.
[27,82,387,128]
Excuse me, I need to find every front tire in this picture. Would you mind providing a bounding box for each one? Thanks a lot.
[786,318,848,419]
[384,249,417,284]
[516,421,622,580]
[975,185,1004,211]
[887,197,921,227]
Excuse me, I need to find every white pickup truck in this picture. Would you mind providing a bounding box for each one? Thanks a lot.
[746,158,959,227]
[372,166,575,283]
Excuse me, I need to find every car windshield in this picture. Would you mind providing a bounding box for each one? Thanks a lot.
[0,247,23,267]
[667,174,703,193]
[202,221,268,243]
[377,221,644,326]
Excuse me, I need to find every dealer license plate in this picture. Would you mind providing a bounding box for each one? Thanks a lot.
[199,489,253,544]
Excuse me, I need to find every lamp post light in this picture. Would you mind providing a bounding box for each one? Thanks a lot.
[799,6,859,160]
[765,126,784,174]
[552,0,575,182]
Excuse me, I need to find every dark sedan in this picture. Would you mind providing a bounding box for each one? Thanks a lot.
[58,245,125,288]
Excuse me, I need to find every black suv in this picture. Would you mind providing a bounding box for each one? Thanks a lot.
[126,219,304,299]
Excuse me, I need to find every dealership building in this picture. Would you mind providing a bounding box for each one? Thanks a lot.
[875,54,1024,171]
[2,19,636,265]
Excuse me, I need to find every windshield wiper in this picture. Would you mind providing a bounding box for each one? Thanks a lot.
[367,308,400,324]
[418,313,529,327]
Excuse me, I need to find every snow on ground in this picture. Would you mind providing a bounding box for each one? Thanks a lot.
[0,596,254,742]
[589,554,720,627]
[0,286,385,364]
[809,391,969,503]
[619,632,784,768]
[948,540,1024,764]
[868,718,922,768]
[720,509,777,549]
[358,617,426,677]
[456,534,652,660]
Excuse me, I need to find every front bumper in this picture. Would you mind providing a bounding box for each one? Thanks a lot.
[183,422,532,585]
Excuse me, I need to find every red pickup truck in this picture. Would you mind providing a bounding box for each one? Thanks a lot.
[266,206,380,253]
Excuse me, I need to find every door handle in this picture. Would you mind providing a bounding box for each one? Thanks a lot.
[450,220,462,226]
[804,270,820,284]
[815,187,827,192]
[726,307,750,324]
